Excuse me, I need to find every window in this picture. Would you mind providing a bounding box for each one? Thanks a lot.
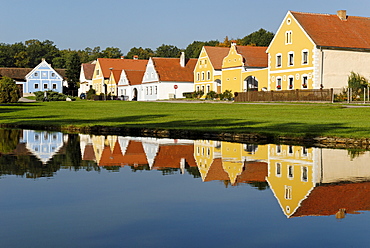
[276,163,281,177]
[155,86,157,95]
[288,52,294,66]
[150,86,153,95]
[276,145,281,154]
[196,86,200,91]
[302,50,308,64]
[302,147,308,156]
[276,77,282,90]
[302,167,308,182]
[35,84,39,89]
[52,84,57,89]
[285,31,292,44]
[288,76,294,89]
[207,85,210,93]
[44,84,48,89]
[288,145,293,154]
[302,76,308,88]
[276,54,282,67]
[207,71,211,80]
[146,87,148,95]
[51,72,55,77]
[197,72,200,81]
[288,165,293,178]
[201,86,205,92]
[285,186,292,200]
[34,72,38,77]
[96,69,100,76]
[201,72,205,81]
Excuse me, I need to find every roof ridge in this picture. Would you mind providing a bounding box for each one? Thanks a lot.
[291,10,370,19]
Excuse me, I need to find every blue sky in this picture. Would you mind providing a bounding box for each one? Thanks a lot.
[1,0,369,54]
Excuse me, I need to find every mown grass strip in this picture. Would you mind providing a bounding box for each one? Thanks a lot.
[0,101,369,138]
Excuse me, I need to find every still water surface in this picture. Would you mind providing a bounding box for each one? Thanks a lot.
[1,129,370,247]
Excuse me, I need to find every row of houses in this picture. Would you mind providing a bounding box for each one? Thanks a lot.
[2,10,369,99]
[79,10,370,101]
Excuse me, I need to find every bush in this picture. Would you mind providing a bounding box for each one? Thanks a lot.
[205,91,218,100]
[34,91,74,101]
[219,90,233,100]
[0,77,21,103]
[86,88,96,100]
[192,90,204,99]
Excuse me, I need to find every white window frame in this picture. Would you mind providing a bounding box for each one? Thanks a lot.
[285,31,292,44]
[302,75,308,89]
[276,77,282,90]
[288,76,294,90]
[288,51,294,67]
[276,54,282,68]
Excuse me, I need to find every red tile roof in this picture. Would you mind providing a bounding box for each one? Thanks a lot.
[110,69,122,83]
[97,58,148,79]
[204,158,230,182]
[151,57,197,82]
[82,144,96,161]
[291,11,370,49]
[236,46,268,67]
[203,46,230,70]
[125,70,145,85]
[292,181,370,218]
[152,144,197,170]
[81,63,95,80]
[236,161,268,183]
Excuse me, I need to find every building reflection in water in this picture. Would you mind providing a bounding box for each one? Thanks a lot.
[3,129,370,219]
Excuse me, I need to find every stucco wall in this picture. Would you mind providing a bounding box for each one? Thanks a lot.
[322,49,370,89]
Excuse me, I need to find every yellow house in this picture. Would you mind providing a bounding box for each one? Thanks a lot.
[91,58,148,95]
[266,144,316,218]
[221,43,268,94]
[194,46,229,97]
[267,10,370,91]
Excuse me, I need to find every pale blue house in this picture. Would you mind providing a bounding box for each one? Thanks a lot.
[23,59,65,94]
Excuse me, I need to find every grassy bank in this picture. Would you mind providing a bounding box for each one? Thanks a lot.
[0,101,369,138]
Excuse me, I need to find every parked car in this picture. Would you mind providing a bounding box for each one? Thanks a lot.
[80,93,86,99]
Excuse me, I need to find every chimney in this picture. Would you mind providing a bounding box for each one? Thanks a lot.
[337,10,347,21]
[180,52,185,67]
[231,40,237,46]
[133,55,138,60]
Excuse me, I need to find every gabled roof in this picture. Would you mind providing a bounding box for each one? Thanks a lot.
[0,67,66,81]
[25,59,64,80]
[291,11,370,50]
[81,63,95,80]
[235,161,268,183]
[97,58,148,79]
[203,46,230,70]
[110,69,122,83]
[236,46,268,67]
[204,158,230,182]
[151,57,197,82]
[125,70,145,85]
[152,144,196,170]
[291,181,370,218]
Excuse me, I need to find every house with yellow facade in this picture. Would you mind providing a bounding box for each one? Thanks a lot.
[267,10,370,91]
[194,46,229,96]
[221,43,268,93]
[91,58,147,96]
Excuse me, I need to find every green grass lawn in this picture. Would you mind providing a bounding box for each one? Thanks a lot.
[1,101,370,138]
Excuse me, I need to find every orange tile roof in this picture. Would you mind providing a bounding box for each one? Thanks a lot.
[236,161,268,183]
[121,140,148,165]
[236,46,268,67]
[97,58,148,79]
[125,70,145,85]
[204,46,230,70]
[151,57,197,82]
[292,181,370,218]
[152,144,196,170]
[99,141,124,166]
[291,11,370,49]
[81,63,95,80]
[110,69,122,83]
[204,158,230,182]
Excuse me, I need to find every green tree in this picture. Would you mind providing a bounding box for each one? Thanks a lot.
[155,44,181,58]
[65,51,81,93]
[185,40,219,58]
[25,39,60,67]
[240,28,274,46]
[125,47,154,59]
[0,76,21,103]
[101,47,123,58]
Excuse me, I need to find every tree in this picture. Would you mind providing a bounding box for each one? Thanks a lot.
[240,28,274,47]
[65,51,81,93]
[101,47,123,58]
[155,44,181,58]
[217,36,232,47]
[125,47,154,59]
[185,40,219,58]
[25,39,60,67]
[0,76,21,103]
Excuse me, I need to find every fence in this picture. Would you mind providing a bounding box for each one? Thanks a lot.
[234,89,334,102]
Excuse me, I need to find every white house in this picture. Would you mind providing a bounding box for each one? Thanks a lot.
[141,53,197,101]
[79,62,95,96]
[117,70,145,101]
